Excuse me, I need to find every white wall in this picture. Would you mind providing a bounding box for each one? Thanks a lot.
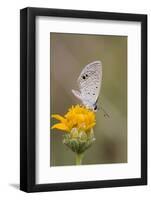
[0,0,150,199]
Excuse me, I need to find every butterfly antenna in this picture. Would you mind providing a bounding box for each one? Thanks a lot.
[100,105,110,118]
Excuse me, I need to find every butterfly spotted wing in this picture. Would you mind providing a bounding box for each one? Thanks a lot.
[72,61,102,110]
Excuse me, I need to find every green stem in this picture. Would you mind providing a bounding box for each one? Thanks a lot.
[75,153,84,165]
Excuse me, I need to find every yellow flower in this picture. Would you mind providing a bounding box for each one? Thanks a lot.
[51,105,96,132]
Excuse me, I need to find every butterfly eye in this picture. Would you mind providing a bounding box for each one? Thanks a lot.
[94,105,97,110]
[82,75,86,79]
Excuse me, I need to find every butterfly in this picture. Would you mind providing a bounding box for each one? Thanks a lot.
[72,61,102,112]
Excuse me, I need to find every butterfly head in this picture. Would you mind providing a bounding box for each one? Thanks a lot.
[86,104,98,112]
[93,104,98,112]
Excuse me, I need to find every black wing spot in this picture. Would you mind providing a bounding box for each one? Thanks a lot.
[82,74,88,79]
[96,86,98,88]
[93,93,95,95]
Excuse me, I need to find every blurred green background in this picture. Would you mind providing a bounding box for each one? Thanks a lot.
[50,33,127,166]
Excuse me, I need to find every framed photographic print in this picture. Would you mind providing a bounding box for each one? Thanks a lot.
[20,7,147,192]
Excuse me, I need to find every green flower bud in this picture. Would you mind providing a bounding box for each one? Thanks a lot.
[63,128,95,154]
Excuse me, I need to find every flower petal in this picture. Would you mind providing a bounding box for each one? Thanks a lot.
[86,122,96,130]
[51,105,96,133]
[51,123,69,132]
[51,114,66,122]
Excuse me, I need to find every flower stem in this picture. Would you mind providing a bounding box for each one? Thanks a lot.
[75,153,84,165]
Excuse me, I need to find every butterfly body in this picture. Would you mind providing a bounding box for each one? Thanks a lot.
[72,61,102,111]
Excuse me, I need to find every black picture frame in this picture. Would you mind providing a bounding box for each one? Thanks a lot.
[20,7,147,192]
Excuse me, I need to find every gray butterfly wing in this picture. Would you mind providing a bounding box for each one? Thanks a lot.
[77,60,102,106]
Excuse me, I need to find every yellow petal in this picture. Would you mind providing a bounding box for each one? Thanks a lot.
[78,114,85,121]
[51,123,69,132]
[51,104,96,134]
[51,114,65,122]
[86,122,96,130]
